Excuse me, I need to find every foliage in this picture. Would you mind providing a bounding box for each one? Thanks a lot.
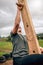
[37,33,43,39]
[6,36,11,41]
[39,39,43,47]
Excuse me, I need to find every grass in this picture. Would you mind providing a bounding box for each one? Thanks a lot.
[0,39,43,56]
[0,52,8,56]
[0,41,12,56]
[39,39,43,47]
[0,41,12,50]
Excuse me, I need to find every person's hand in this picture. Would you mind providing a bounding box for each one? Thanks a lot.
[16,2,24,10]
[40,47,43,54]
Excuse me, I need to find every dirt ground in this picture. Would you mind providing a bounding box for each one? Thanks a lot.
[0,49,13,65]
[0,60,13,65]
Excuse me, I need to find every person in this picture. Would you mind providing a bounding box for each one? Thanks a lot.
[0,1,43,65]
[10,2,43,65]
[10,2,29,65]
[40,47,43,53]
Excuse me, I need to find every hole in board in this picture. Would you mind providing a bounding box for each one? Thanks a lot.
[33,50,35,53]
[26,25,28,27]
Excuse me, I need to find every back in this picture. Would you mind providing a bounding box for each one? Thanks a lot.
[10,32,29,57]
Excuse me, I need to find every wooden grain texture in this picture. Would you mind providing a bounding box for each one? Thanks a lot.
[18,0,41,54]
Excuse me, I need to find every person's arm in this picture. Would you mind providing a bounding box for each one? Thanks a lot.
[12,3,24,34]
[12,9,20,34]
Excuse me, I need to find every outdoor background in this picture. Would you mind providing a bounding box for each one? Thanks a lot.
[0,0,43,64]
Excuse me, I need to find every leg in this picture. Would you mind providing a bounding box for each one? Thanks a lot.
[13,57,22,65]
[22,54,43,65]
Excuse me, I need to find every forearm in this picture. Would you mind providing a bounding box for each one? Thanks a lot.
[12,9,21,34]
[15,9,20,25]
[11,2,24,34]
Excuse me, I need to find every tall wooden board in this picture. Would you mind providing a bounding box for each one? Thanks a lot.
[18,0,41,54]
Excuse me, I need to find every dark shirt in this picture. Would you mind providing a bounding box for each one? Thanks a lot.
[10,32,29,57]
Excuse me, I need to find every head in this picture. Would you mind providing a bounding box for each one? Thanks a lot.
[17,26,22,34]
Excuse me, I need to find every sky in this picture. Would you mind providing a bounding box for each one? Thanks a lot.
[0,0,43,37]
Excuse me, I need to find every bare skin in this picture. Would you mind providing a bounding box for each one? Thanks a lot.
[40,47,43,53]
[11,2,43,54]
[12,2,24,34]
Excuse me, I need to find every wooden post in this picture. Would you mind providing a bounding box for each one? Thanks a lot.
[18,0,41,54]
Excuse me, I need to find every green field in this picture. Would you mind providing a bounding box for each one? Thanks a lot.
[39,39,43,47]
[0,41,12,56]
[0,39,43,56]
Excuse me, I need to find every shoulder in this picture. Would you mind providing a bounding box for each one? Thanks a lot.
[10,32,18,37]
[10,32,19,42]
